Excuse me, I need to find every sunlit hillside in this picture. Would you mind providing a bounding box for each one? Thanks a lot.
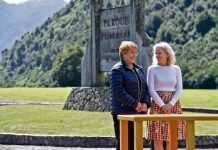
[0,0,217,88]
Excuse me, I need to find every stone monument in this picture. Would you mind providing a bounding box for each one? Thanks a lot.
[64,0,151,111]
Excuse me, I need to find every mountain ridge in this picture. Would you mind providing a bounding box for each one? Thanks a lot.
[0,0,217,88]
[0,0,67,53]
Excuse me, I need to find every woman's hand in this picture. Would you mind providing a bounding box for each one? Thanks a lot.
[141,103,148,112]
[161,103,173,114]
[167,103,173,109]
[135,102,142,112]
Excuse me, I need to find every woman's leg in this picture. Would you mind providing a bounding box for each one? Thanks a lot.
[163,141,167,150]
[128,121,134,150]
[112,114,120,150]
[154,140,163,150]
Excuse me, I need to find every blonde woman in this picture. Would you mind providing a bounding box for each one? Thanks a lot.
[147,42,186,150]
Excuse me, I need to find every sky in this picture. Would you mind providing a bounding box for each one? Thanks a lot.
[3,0,70,4]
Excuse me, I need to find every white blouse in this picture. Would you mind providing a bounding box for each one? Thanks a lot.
[147,65,183,107]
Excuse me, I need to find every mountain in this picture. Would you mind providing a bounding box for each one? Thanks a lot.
[0,0,89,87]
[0,0,67,54]
[0,0,217,88]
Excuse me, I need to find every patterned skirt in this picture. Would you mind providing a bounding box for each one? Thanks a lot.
[147,91,186,141]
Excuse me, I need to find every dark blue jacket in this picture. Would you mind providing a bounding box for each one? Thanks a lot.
[109,60,151,114]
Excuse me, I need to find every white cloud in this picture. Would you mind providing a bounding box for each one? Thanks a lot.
[64,0,71,2]
[3,0,29,4]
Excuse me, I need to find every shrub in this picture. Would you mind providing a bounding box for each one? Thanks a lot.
[196,12,216,35]
[52,46,83,87]
[198,74,217,89]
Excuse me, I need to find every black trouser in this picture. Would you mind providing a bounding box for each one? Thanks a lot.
[112,114,134,150]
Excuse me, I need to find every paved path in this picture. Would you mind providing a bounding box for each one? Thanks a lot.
[0,100,64,105]
[0,145,118,150]
[1,100,217,113]
[0,145,217,150]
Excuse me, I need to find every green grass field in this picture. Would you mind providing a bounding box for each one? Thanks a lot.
[180,89,218,108]
[0,105,217,136]
[0,87,72,102]
[0,88,217,136]
[0,88,217,108]
[0,105,113,136]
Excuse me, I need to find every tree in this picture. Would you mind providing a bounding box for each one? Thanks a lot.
[196,12,216,35]
[106,2,113,8]
[198,74,217,89]
[52,46,83,87]
[145,15,163,38]
[183,0,192,7]
[42,54,53,71]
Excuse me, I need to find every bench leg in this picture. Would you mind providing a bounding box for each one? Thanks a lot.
[120,120,128,150]
[168,120,178,150]
[186,121,195,150]
[134,121,143,150]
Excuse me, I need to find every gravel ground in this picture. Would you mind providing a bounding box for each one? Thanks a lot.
[0,100,63,105]
[0,145,217,150]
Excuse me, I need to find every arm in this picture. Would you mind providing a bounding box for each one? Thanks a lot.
[109,68,138,109]
[169,66,183,106]
[144,83,151,108]
[141,82,151,110]
[140,73,151,112]
[139,69,151,109]
[147,67,165,107]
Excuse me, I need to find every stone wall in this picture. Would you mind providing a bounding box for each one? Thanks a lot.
[63,87,110,111]
[0,133,217,148]
[63,87,218,114]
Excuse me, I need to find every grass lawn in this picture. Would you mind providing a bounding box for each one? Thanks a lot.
[0,88,217,108]
[180,89,218,108]
[0,88,217,136]
[0,105,217,136]
[0,105,113,136]
[0,88,72,102]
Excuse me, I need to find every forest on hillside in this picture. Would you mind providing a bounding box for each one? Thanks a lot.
[0,0,217,88]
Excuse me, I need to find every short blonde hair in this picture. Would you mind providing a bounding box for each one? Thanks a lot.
[152,42,176,65]
[119,41,138,59]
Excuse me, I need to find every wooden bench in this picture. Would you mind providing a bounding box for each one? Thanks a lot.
[118,114,218,150]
